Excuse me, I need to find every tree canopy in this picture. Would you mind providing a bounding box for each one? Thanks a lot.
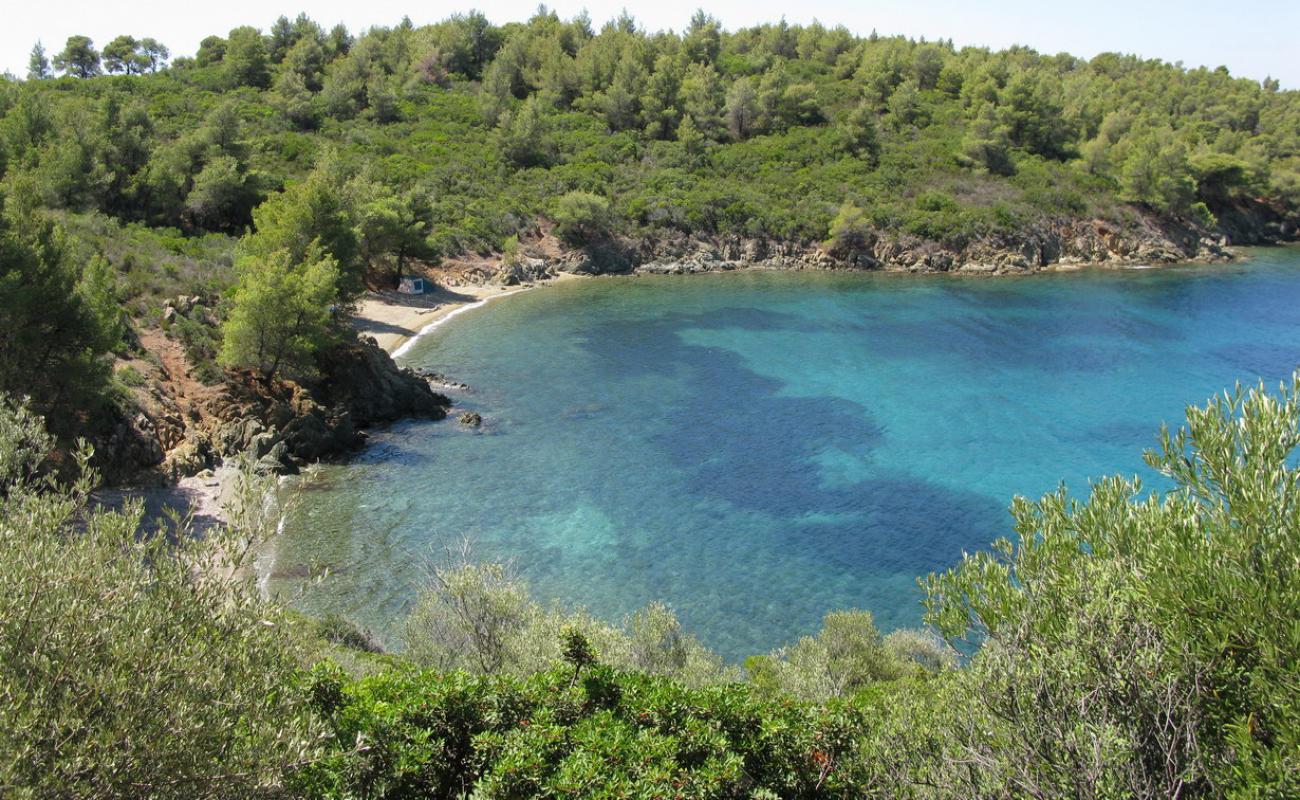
[4,10,1294,267]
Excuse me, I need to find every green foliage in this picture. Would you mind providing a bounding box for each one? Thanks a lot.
[724,76,760,140]
[239,153,361,299]
[53,35,100,78]
[26,42,50,81]
[552,190,612,244]
[353,184,431,285]
[195,35,226,67]
[312,613,385,654]
[745,610,950,702]
[224,26,271,89]
[997,70,1073,158]
[4,11,1296,296]
[0,186,118,434]
[138,38,170,73]
[1120,125,1197,212]
[115,363,147,388]
[218,244,340,381]
[962,103,1015,176]
[501,233,522,265]
[825,201,874,260]
[0,425,316,798]
[498,95,555,167]
[183,154,258,232]
[296,661,871,799]
[0,395,54,491]
[102,35,146,75]
[841,101,881,165]
[923,376,1300,797]
[404,558,736,686]
[1189,150,1263,201]
[561,628,597,681]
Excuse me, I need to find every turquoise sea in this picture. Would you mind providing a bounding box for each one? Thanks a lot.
[272,248,1300,659]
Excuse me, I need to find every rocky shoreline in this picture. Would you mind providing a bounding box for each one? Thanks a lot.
[102,336,451,485]
[482,208,1269,285]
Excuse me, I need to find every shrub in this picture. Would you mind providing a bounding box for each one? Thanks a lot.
[744,610,946,702]
[913,190,958,213]
[501,233,522,266]
[923,375,1300,797]
[552,191,613,246]
[824,201,875,261]
[296,657,873,798]
[115,363,147,387]
[314,613,385,654]
[0,415,316,798]
[403,557,736,686]
[0,394,54,492]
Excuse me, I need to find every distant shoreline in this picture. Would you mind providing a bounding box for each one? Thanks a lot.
[353,247,1293,357]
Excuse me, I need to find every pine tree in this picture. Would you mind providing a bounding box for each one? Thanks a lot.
[26,42,50,81]
[53,36,100,78]
[219,246,340,381]
[725,77,760,140]
[102,36,141,75]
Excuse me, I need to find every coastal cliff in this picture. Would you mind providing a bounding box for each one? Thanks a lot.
[632,213,1235,275]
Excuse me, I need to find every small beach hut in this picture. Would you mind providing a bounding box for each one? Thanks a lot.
[398,276,429,294]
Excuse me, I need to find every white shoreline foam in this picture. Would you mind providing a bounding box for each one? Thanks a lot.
[392,288,529,358]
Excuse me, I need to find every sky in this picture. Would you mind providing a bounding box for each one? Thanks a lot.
[4,0,1297,88]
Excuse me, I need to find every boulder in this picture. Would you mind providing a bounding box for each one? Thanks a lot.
[255,441,298,476]
[312,339,451,428]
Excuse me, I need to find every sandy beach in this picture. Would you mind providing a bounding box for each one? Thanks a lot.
[355,272,585,355]
[354,284,529,354]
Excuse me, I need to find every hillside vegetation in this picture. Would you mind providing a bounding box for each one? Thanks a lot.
[10,9,1300,248]
[3,10,1299,460]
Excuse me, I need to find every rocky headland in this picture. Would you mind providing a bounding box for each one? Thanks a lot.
[101,333,450,486]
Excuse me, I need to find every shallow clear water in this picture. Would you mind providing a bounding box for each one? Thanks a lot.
[273,248,1300,659]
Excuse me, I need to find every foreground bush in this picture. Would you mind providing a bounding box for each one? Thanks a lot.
[0,399,315,798]
[404,557,737,685]
[923,377,1300,797]
[295,660,877,799]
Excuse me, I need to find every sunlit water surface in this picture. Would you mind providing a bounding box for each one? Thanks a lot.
[271,248,1300,659]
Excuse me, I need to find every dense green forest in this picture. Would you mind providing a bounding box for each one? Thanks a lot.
[10,8,1300,246]
[2,9,1299,444]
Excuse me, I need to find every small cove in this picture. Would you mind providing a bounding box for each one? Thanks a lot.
[272,248,1300,660]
